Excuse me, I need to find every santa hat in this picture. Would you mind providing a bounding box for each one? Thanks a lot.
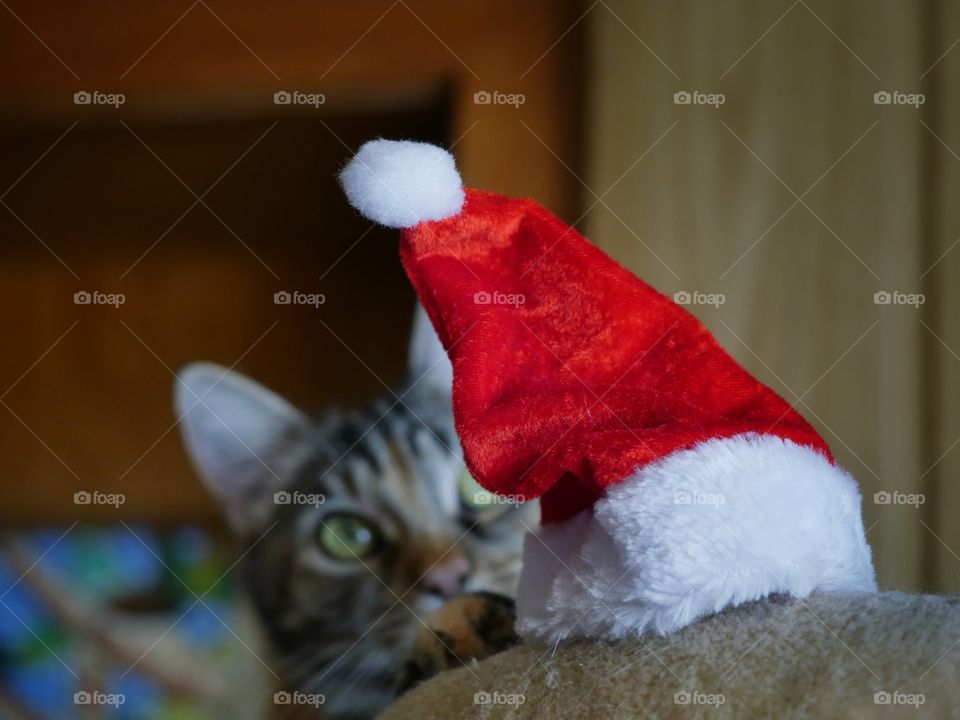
[339,139,877,643]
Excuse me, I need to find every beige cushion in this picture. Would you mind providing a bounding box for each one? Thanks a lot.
[380,592,960,719]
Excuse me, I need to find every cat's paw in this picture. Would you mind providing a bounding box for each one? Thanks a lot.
[397,592,518,694]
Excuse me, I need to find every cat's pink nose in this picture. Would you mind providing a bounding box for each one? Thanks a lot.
[421,555,470,599]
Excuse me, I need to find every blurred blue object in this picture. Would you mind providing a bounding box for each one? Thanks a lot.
[0,525,238,720]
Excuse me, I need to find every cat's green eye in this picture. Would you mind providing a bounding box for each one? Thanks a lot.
[458,469,497,510]
[318,513,380,561]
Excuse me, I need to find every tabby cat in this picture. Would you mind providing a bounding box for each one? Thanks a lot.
[175,307,534,719]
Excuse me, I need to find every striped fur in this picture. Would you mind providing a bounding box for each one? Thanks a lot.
[177,367,534,720]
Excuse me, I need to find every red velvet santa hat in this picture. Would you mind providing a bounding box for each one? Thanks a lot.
[340,139,876,643]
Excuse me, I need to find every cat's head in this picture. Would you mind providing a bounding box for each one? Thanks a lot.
[175,306,535,714]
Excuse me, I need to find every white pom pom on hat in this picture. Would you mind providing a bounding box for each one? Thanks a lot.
[339,139,465,229]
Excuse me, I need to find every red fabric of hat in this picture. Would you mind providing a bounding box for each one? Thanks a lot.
[398,189,831,523]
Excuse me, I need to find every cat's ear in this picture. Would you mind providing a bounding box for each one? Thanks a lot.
[408,302,453,395]
[175,362,313,535]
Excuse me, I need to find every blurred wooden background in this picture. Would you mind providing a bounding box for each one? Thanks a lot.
[0,0,584,525]
[588,0,960,593]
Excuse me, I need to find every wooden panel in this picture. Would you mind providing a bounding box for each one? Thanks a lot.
[0,108,446,525]
[928,0,960,593]
[0,0,583,216]
[587,0,937,590]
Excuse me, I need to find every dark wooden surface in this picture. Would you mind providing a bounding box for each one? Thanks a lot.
[0,0,584,524]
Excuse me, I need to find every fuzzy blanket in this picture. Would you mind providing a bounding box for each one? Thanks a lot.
[380,592,960,719]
